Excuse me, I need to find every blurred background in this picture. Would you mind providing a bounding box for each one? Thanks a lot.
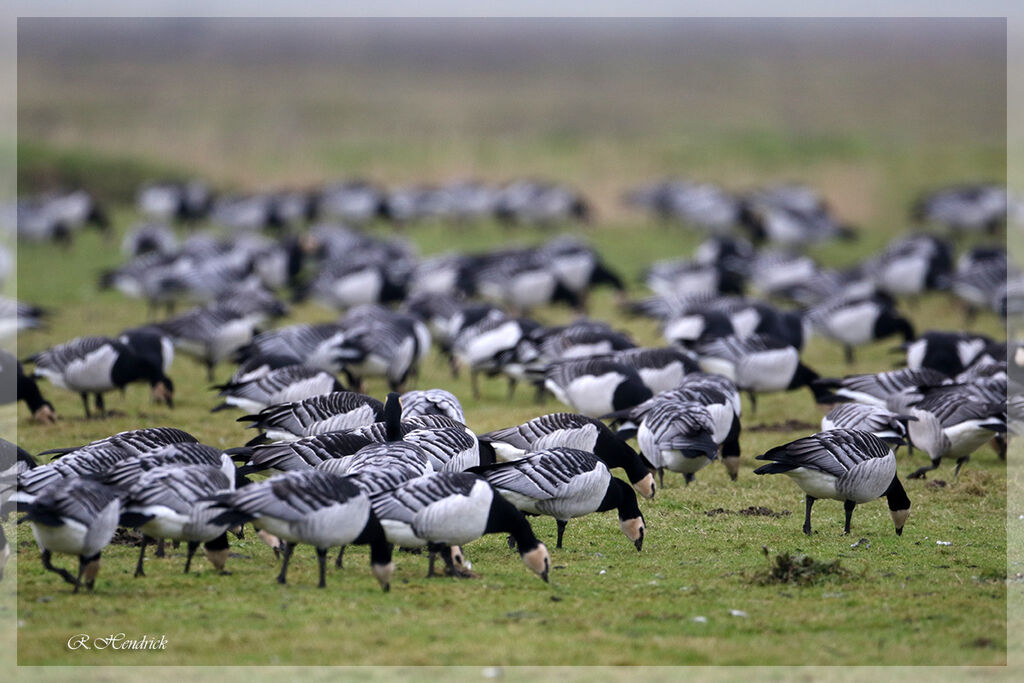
[18,17,1006,224]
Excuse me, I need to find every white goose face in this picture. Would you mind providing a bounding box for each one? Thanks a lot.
[891,508,911,536]
[82,557,102,586]
[620,517,646,552]
[521,544,550,582]
[372,561,395,592]
[449,545,472,572]
[633,473,656,500]
[204,548,229,573]
[150,382,174,408]
[33,404,57,424]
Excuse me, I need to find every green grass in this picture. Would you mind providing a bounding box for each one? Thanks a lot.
[7,208,1008,667]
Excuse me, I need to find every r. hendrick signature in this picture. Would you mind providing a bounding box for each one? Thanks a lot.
[67,633,168,650]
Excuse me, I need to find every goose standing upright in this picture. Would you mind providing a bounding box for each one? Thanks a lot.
[754,429,910,536]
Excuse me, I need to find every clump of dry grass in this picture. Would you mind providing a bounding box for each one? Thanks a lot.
[753,546,848,586]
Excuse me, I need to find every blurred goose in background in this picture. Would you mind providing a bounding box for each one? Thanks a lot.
[754,429,910,536]
[821,403,912,448]
[903,331,993,377]
[905,392,1006,479]
[911,183,1006,234]
[28,336,174,418]
[544,357,653,418]
[812,367,950,409]
[212,365,344,413]
[0,349,56,423]
[806,293,915,364]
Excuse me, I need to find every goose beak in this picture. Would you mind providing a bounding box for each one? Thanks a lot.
[891,508,910,536]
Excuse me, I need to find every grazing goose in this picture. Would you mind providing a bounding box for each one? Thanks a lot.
[0,350,56,423]
[370,472,551,582]
[333,313,427,391]
[210,470,394,590]
[861,234,952,298]
[119,327,175,376]
[120,464,237,577]
[813,368,950,409]
[473,252,582,314]
[637,401,718,486]
[28,336,174,418]
[212,366,344,413]
[911,183,1007,234]
[469,447,646,551]
[807,294,915,364]
[232,432,377,476]
[904,331,992,378]
[400,389,466,424]
[821,403,912,447]
[478,413,655,499]
[100,442,236,490]
[403,427,482,472]
[544,358,653,418]
[663,307,736,347]
[694,334,826,412]
[235,324,347,375]
[21,477,122,592]
[453,315,541,398]
[1,439,35,579]
[316,441,434,478]
[906,393,1006,478]
[754,429,911,536]
[226,353,303,385]
[610,347,700,395]
[239,391,385,445]
[155,304,268,381]
[538,236,626,307]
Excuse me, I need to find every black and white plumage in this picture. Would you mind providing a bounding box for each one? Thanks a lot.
[912,183,1006,234]
[806,294,915,364]
[813,368,950,409]
[333,313,428,392]
[210,470,394,590]
[121,222,178,257]
[821,403,912,447]
[609,347,700,395]
[904,331,992,378]
[370,472,550,582]
[694,334,825,412]
[754,429,911,536]
[226,353,303,385]
[212,366,344,414]
[0,349,56,423]
[238,391,384,445]
[154,305,266,381]
[905,392,1006,479]
[21,477,122,592]
[861,234,952,297]
[231,432,377,476]
[0,296,48,341]
[119,327,175,376]
[316,441,434,479]
[400,389,466,424]
[478,413,655,500]
[637,401,719,486]
[473,251,582,314]
[402,427,482,472]
[545,358,653,418]
[100,442,236,490]
[1,439,35,579]
[28,336,175,418]
[120,464,236,577]
[469,448,646,551]
[15,427,199,506]
[453,315,541,398]
[236,324,347,374]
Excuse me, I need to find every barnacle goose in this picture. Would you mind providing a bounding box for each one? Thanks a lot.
[478,413,655,499]
[637,401,719,486]
[210,470,394,590]
[120,464,237,577]
[754,429,910,536]
[861,234,952,297]
[470,447,645,551]
[226,353,303,385]
[813,368,950,408]
[333,311,428,392]
[538,236,626,306]
[663,306,736,347]
[903,331,992,378]
[121,222,178,257]
[905,392,1006,478]
[806,294,915,364]
[453,314,541,398]
[821,403,912,447]
[119,327,175,376]
[99,442,236,490]
[212,366,344,413]
[544,358,653,418]
[473,250,582,314]
[155,305,262,380]
[236,323,347,374]
[0,349,56,423]
[370,472,551,582]
[609,347,700,395]
[1,439,35,579]
[0,296,48,340]
[694,334,826,411]
[316,441,434,479]
[911,183,1006,234]
[400,389,466,424]
[238,391,385,445]
[28,336,175,418]
[21,477,122,592]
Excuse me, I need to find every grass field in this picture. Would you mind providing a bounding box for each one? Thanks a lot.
[6,16,1015,673]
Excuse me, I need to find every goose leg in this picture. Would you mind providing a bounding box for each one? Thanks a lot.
[206,360,216,383]
[747,391,758,416]
[41,549,78,586]
[183,541,200,573]
[80,392,91,419]
[954,457,969,477]
[134,536,149,577]
[803,496,815,536]
[334,545,346,568]
[507,534,517,550]
[94,393,106,417]
[844,345,855,365]
[843,500,856,535]
[471,370,481,400]
[276,541,294,584]
[154,538,166,557]
[908,459,940,479]
[556,520,568,549]
[994,435,1007,461]
[427,548,438,577]
[507,377,517,399]
[657,467,665,490]
[683,473,695,486]
[316,547,328,588]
